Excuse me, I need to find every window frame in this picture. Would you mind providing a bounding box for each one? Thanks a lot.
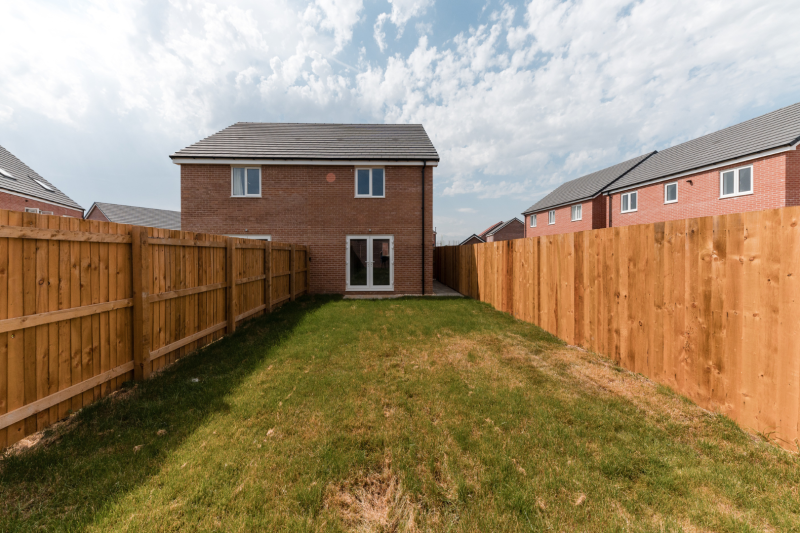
[719,165,754,199]
[225,234,271,241]
[571,204,582,221]
[354,167,386,198]
[530,214,537,228]
[548,210,555,225]
[621,191,638,213]
[231,167,262,198]
[346,234,394,291]
[664,182,678,204]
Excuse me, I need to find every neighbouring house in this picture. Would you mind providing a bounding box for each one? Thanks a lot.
[523,102,800,236]
[86,202,181,230]
[172,123,438,295]
[0,144,83,217]
[459,234,485,246]
[484,217,524,242]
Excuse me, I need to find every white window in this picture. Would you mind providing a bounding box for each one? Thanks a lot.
[41,211,53,215]
[355,168,385,198]
[347,235,394,291]
[571,204,582,221]
[24,207,40,214]
[530,214,537,227]
[665,182,678,204]
[225,234,271,241]
[720,165,753,198]
[621,191,638,213]
[231,167,261,197]
[548,210,555,225]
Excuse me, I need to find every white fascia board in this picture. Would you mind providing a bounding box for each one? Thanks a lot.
[605,145,794,195]
[521,194,596,216]
[171,158,438,167]
[0,188,84,213]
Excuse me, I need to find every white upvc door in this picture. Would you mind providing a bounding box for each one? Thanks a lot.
[346,235,394,291]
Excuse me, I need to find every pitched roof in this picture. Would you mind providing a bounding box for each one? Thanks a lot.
[523,152,655,214]
[171,123,439,162]
[87,202,181,230]
[478,221,504,239]
[607,102,800,192]
[459,234,485,246]
[486,218,523,236]
[0,145,83,211]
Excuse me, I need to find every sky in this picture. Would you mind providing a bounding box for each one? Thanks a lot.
[1,0,799,244]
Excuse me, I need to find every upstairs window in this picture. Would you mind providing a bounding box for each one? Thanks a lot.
[530,214,537,227]
[720,165,753,198]
[571,204,582,221]
[355,168,385,198]
[232,167,261,197]
[548,210,555,225]
[621,191,638,213]
[665,182,678,204]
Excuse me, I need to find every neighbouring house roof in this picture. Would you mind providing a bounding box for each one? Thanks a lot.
[170,123,440,162]
[523,152,655,215]
[459,234,485,246]
[478,221,504,239]
[87,202,181,230]
[0,145,83,211]
[485,218,523,237]
[607,102,800,193]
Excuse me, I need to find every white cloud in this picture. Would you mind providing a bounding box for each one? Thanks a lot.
[374,0,433,50]
[457,207,477,213]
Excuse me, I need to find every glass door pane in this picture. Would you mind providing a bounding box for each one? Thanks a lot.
[349,239,368,286]
[372,238,391,286]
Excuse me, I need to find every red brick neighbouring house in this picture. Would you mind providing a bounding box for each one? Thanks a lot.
[484,218,524,242]
[173,123,438,295]
[524,102,800,235]
[0,145,83,217]
[86,202,181,230]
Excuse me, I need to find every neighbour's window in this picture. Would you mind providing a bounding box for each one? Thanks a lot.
[621,191,638,213]
[548,210,555,225]
[355,168,385,198]
[571,204,582,221]
[720,165,753,198]
[232,167,261,197]
[665,182,678,204]
[530,214,537,227]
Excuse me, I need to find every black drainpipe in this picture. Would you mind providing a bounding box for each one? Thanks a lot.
[422,161,427,295]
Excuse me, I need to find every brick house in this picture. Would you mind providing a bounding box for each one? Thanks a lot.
[524,102,800,234]
[0,145,83,217]
[484,217,524,242]
[172,123,438,295]
[86,202,181,230]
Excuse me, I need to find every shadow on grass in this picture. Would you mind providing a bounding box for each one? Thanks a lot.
[0,294,339,532]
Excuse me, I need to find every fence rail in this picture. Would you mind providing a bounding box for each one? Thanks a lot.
[434,206,800,450]
[0,210,308,449]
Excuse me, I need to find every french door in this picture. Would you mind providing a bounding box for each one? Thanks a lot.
[346,235,394,291]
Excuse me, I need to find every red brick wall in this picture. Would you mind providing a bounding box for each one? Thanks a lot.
[0,191,82,217]
[787,147,800,206]
[524,197,601,238]
[86,208,109,222]
[460,236,484,246]
[485,220,524,242]
[181,164,433,295]
[608,152,789,227]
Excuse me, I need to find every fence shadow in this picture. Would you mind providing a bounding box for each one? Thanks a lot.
[0,294,337,530]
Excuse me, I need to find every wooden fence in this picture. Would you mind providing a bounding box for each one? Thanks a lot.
[0,210,308,449]
[435,206,800,450]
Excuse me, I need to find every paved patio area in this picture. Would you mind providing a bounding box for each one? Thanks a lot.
[433,280,463,297]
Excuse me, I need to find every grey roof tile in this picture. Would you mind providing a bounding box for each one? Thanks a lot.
[89,202,181,230]
[0,145,83,211]
[608,102,800,192]
[171,123,439,161]
[523,152,655,214]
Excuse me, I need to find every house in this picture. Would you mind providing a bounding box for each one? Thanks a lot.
[484,218,524,242]
[0,144,83,217]
[85,202,181,230]
[523,102,800,235]
[459,234,485,246]
[171,123,438,295]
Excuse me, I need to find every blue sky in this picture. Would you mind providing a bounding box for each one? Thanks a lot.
[1,0,799,243]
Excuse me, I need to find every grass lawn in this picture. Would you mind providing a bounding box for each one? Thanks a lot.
[1,295,799,532]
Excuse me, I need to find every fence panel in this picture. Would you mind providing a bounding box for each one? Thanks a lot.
[0,210,309,449]
[433,205,800,450]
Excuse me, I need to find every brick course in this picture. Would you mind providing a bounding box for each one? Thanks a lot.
[0,191,83,217]
[180,164,433,295]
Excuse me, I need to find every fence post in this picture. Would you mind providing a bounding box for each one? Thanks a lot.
[264,241,272,312]
[131,226,151,380]
[305,245,311,294]
[227,238,236,334]
[290,244,297,301]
